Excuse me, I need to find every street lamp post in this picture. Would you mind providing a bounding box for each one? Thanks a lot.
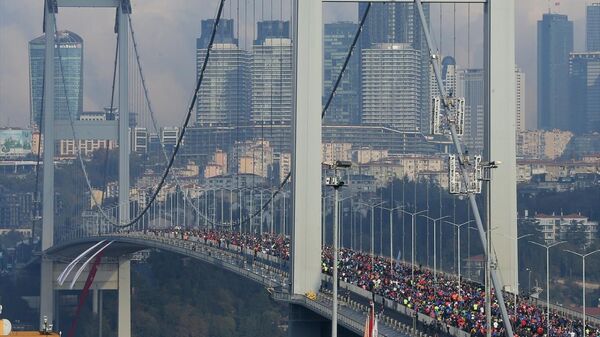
[324,160,351,337]
[399,209,428,283]
[443,220,474,293]
[564,248,600,337]
[380,205,402,276]
[359,201,385,268]
[529,240,566,336]
[420,215,449,282]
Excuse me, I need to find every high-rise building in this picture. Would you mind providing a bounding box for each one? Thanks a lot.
[29,30,83,129]
[570,52,600,134]
[457,69,484,154]
[516,68,526,132]
[361,43,421,131]
[197,19,238,50]
[537,13,573,131]
[323,22,361,125]
[587,3,600,52]
[359,3,430,132]
[255,21,290,45]
[196,20,250,127]
[251,22,293,125]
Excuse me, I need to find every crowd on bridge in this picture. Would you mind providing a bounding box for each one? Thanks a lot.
[144,227,597,337]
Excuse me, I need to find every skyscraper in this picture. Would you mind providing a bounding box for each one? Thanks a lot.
[255,21,290,45]
[361,43,421,131]
[359,3,430,131]
[570,52,600,134]
[323,22,361,125]
[537,13,573,131]
[587,3,600,52]
[516,68,526,132]
[457,69,484,154]
[251,22,293,125]
[196,20,250,127]
[29,30,83,129]
[197,19,238,50]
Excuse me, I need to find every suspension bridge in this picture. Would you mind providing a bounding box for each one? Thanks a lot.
[28,0,532,336]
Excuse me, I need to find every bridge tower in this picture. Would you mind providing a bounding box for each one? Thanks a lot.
[40,1,132,335]
[290,0,516,335]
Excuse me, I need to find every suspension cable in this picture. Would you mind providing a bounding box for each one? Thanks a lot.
[413,1,515,336]
[54,0,227,229]
[99,34,119,207]
[322,3,371,119]
[240,2,372,227]
[128,16,216,226]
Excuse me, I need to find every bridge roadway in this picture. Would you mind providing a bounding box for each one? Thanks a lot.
[47,231,446,337]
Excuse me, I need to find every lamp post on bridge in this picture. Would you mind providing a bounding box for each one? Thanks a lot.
[359,200,385,269]
[379,205,402,276]
[399,208,428,283]
[324,160,351,337]
[563,248,600,337]
[443,220,474,293]
[529,240,566,336]
[420,214,449,282]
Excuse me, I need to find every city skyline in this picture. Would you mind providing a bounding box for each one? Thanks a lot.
[0,0,590,130]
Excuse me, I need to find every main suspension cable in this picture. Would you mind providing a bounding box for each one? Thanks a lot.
[128,16,216,226]
[55,0,227,229]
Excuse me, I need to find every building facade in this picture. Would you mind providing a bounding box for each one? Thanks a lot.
[569,52,600,134]
[251,36,293,125]
[537,14,574,131]
[532,213,598,248]
[196,19,250,127]
[457,69,484,154]
[361,43,421,131]
[29,30,83,129]
[323,22,361,125]
[359,2,430,132]
[516,68,526,132]
[587,3,600,52]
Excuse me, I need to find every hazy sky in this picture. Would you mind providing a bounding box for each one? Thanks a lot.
[0,0,590,129]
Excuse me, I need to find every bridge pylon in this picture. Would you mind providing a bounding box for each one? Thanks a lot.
[40,1,132,336]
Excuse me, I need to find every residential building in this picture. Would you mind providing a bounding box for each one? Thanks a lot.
[538,13,574,131]
[570,52,600,134]
[359,2,430,132]
[233,140,274,177]
[531,213,598,248]
[251,33,293,125]
[361,43,421,131]
[321,142,352,163]
[196,20,250,127]
[132,127,148,154]
[355,148,389,164]
[161,127,179,153]
[517,129,573,160]
[323,22,361,125]
[29,30,83,128]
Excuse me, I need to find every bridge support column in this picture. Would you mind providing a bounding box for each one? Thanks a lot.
[118,257,131,337]
[118,0,131,224]
[484,0,517,293]
[290,0,322,296]
[40,0,56,329]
